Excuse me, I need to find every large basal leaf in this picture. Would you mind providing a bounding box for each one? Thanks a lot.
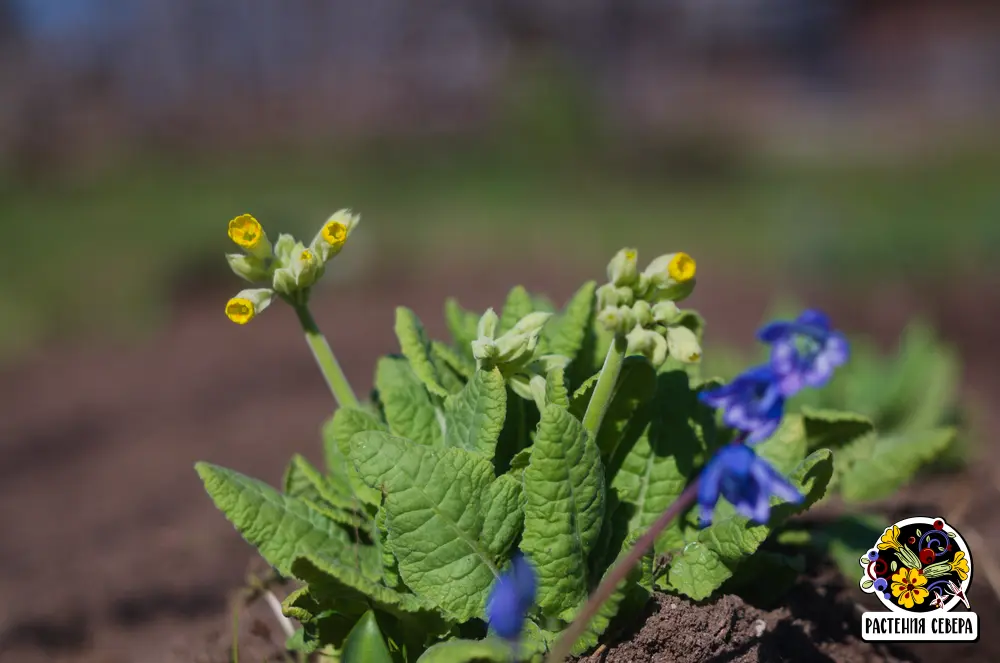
[839,427,955,503]
[415,639,513,663]
[196,463,380,578]
[596,356,657,461]
[284,453,369,520]
[521,404,606,617]
[481,474,524,558]
[499,285,535,335]
[375,356,444,447]
[610,370,714,554]
[443,368,507,459]
[323,407,387,507]
[396,307,450,398]
[667,448,834,600]
[350,432,510,622]
[799,407,876,451]
[433,340,476,380]
[544,366,570,409]
[542,281,597,377]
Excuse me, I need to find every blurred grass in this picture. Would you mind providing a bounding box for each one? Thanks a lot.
[0,137,998,364]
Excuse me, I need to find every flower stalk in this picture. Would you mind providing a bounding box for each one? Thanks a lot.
[293,303,359,409]
[581,333,628,437]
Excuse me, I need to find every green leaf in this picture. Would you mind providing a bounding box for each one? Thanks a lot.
[753,415,808,476]
[610,370,715,554]
[350,432,502,621]
[667,449,834,600]
[291,554,433,618]
[808,514,885,582]
[444,298,481,359]
[521,404,606,617]
[375,356,444,447]
[499,285,535,335]
[341,611,394,663]
[594,356,657,461]
[493,388,528,475]
[375,507,402,589]
[416,639,513,663]
[196,462,379,578]
[722,551,805,608]
[800,407,876,450]
[284,453,367,516]
[396,307,450,398]
[443,368,507,459]
[839,427,956,503]
[323,408,387,507]
[544,366,570,409]
[543,282,597,374]
[482,474,524,558]
[433,340,476,380]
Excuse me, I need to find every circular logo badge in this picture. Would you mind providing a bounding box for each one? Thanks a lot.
[859,516,972,613]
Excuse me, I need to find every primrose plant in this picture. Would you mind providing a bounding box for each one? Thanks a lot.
[198,211,866,663]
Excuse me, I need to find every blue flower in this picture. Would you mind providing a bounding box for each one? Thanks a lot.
[757,309,849,397]
[697,444,804,527]
[698,365,785,444]
[486,554,537,641]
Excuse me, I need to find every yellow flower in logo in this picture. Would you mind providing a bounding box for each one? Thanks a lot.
[878,525,901,551]
[950,551,970,581]
[891,567,929,610]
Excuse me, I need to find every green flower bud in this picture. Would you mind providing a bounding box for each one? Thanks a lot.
[472,337,499,363]
[607,248,639,287]
[641,252,697,301]
[626,326,668,366]
[272,242,324,296]
[477,308,499,340]
[224,288,274,325]
[596,284,636,309]
[226,253,270,283]
[651,301,681,324]
[506,311,553,338]
[631,300,652,327]
[666,325,702,363]
[597,306,636,335]
[495,331,533,364]
[273,233,298,266]
[310,209,361,263]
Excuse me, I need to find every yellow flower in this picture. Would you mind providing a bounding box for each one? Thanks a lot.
[878,525,901,550]
[891,567,929,610]
[228,214,272,259]
[225,298,255,324]
[950,551,970,581]
[224,288,273,325]
[668,252,696,283]
[321,221,348,248]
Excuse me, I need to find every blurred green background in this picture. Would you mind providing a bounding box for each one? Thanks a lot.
[1,1,999,363]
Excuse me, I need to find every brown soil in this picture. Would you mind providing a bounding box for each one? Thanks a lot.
[0,252,997,663]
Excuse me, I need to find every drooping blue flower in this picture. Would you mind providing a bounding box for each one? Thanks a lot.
[486,554,537,641]
[757,309,849,397]
[697,444,804,527]
[698,365,785,444]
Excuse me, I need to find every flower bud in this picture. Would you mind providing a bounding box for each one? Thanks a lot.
[666,325,702,363]
[273,233,298,266]
[310,209,360,263]
[642,252,697,301]
[495,332,533,365]
[224,288,274,325]
[226,253,270,283]
[631,300,652,327]
[472,337,499,363]
[477,308,500,340]
[506,311,553,339]
[626,326,668,366]
[228,214,273,260]
[272,243,323,295]
[651,300,681,324]
[606,248,639,287]
[597,306,636,335]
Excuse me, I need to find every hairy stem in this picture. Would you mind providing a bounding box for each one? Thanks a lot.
[545,479,700,663]
[582,334,627,437]
[294,303,359,409]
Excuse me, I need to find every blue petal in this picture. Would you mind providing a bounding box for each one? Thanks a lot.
[796,309,831,331]
[760,462,805,505]
[757,321,794,343]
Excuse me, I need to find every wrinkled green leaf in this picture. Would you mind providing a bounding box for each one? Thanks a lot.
[375,356,444,447]
[396,307,450,398]
[544,366,570,409]
[195,462,379,578]
[434,340,476,380]
[350,432,503,621]
[499,285,535,335]
[521,404,605,617]
[543,282,597,379]
[800,407,876,450]
[444,368,507,459]
[595,356,657,462]
[444,298,481,359]
[324,407,387,507]
[481,474,524,558]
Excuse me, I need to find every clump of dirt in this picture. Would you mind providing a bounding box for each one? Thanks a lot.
[591,570,914,663]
